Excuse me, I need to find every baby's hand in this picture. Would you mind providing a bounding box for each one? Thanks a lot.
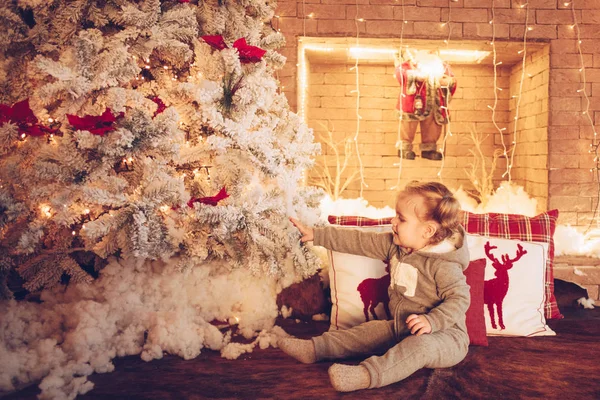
[289,217,314,243]
[406,314,432,336]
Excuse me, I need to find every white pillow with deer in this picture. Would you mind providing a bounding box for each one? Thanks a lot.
[466,234,555,337]
[326,225,392,330]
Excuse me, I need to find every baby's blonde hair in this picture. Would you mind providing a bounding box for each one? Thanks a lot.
[400,181,461,244]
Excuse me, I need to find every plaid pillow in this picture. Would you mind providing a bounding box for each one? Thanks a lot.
[460,209,562,320]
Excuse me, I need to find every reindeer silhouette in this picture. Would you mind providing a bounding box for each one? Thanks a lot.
[484,241,527,330]
[357,262,392,322]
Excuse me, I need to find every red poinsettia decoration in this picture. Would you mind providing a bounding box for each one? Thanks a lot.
[233,38,267,64]
[67,108,124,136]
[151,97,166,118]
[0,99,55,137]
[201,35,228,51]
[188,187,229,208]
[200,35,266,63]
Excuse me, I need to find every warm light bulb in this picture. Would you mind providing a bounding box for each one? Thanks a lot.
[83,209,90,214]
[40,204,52,218]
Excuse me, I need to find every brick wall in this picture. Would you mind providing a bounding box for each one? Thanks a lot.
[275,0,600,226]
[508,46,550,208]
[307,62,511,208]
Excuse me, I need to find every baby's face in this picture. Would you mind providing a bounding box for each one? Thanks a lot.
[391,193,433,251]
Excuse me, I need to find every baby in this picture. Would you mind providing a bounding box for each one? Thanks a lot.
[280,181,470,392]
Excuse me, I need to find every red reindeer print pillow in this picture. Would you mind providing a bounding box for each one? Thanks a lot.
[467,234,555,337]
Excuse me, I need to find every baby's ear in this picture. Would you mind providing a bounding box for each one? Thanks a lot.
[423,222,438,239]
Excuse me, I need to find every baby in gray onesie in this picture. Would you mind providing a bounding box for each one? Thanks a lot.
[281,181,471,392]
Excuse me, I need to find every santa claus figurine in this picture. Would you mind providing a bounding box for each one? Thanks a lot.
[395,50,457,160]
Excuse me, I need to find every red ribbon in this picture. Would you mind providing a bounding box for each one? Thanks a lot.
[188,187,229,208]
[67,108,124,136]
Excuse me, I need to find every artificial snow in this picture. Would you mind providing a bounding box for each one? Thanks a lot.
[0,256,285,399]
[577,297,595,309]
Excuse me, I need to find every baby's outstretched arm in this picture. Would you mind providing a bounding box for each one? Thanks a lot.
[289,217,314,242]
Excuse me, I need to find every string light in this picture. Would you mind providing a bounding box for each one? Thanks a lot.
[437,0,455,181]
[504,1,530,181]
[40,204,52,218]
[568,1,600,231]
[352,0,368,197]
[488,6,509,168]
[392,0,408,191]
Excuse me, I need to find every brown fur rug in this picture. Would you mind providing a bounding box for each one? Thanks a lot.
[5,280,600,399]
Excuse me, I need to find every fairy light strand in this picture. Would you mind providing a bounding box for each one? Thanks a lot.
[437,0,455,179]
[352,0,368,197]
[568,1,600,231]
[504,2,530,181]
[393,0,408,191]
[490,1,510,169]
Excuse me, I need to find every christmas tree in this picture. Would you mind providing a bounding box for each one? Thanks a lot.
[0,1,322,398]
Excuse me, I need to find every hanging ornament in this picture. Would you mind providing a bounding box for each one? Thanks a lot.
[67,108,124,136]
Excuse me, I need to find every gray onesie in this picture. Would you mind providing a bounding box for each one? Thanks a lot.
[312,225,471,389]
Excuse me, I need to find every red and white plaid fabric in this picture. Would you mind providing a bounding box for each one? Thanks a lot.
[461,209,562,320]
[327,215,393,226]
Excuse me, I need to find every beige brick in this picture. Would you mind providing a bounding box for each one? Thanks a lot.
[346,5,394,20]
[321,0,369,3]
[275,1,297,17]
[492,9,527,24]
[579,24,600,39]
[528,0,557,8]
[320,96,357,109]
[371,0,415,4]
[557,212,578,225]
[464,0,510,7]
[510,24,557,40]
[416,0,452,6]
[536,10,578,25]
[549,168,593,183]
[324,73,364,85]
[549,83,591,97]
[549,97,584,112]
[317,19,367,34]
[441,8,488,23]
[550,111,587,127]
[413,21,454,37]
[365,20,414,36]
[298,4,346,19]
[393,6,441,22]
[548,196,600,214]
[310,84,346,97]
[462,23,509,39]
[279,18,317,34]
